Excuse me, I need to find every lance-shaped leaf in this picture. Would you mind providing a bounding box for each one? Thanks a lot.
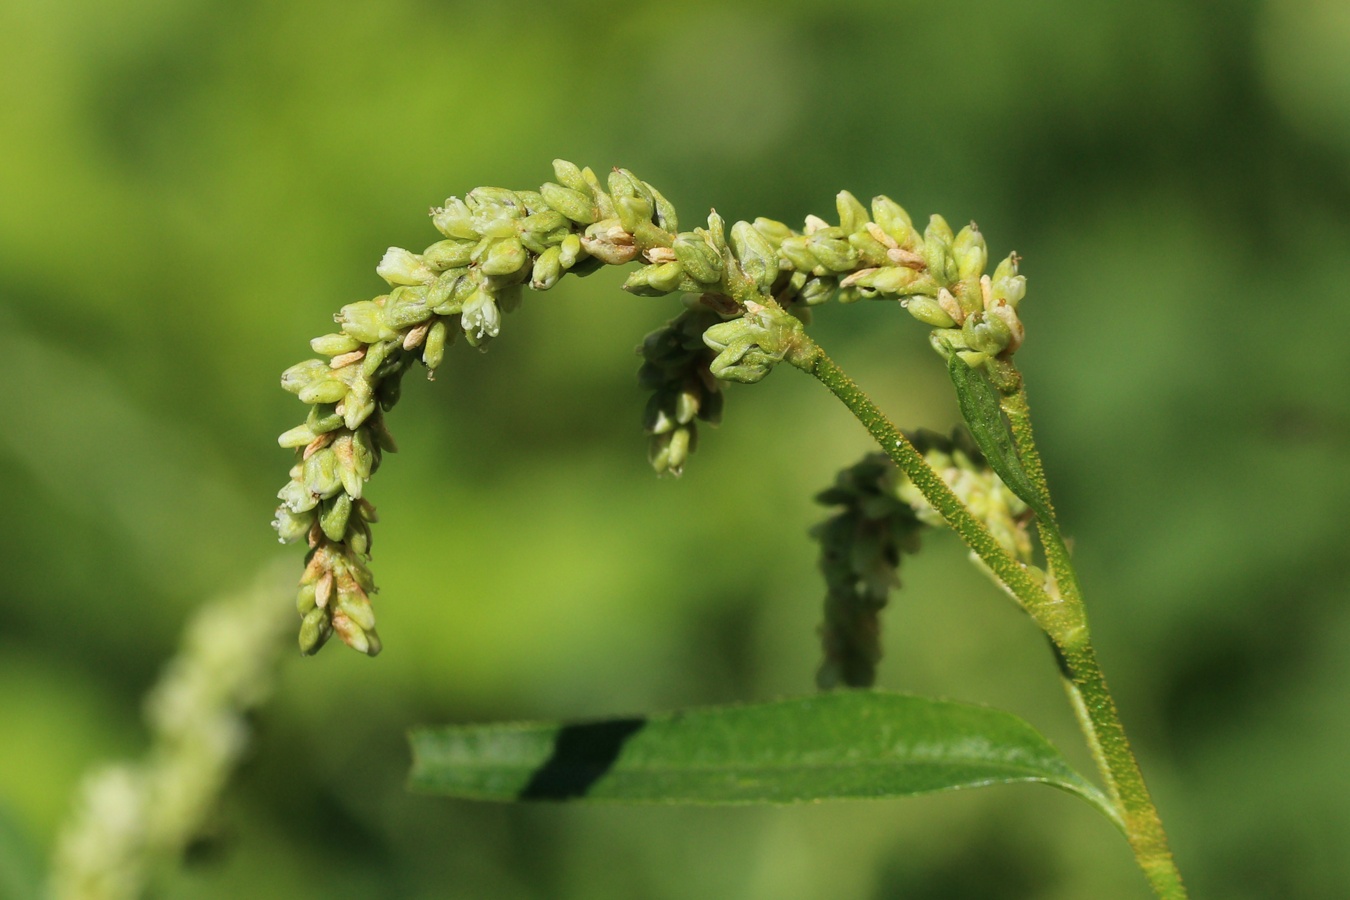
[408,692,1121,828]
[946,355,1054,526]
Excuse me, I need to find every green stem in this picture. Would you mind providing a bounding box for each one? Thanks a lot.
[799,343,1186,898]
[1000,373,1187,899]
[790,342,1069,637]
[1056,638,1187,898]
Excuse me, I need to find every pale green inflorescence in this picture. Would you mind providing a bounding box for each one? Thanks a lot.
[49,566,292,900]
[274,161,1029,656]
[813,429,1034,689]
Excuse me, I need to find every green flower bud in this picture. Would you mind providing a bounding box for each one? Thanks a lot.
[807,233,858,273]
[303,448,343,499]
[529,245,563,290]
[299,606,331,655]
[332,613,378,656]
[707,211,729,249]
[432,197,477,239]
[703,304,805,384]
[799,276,837,305]
[466,187,525,239]
[836,190,870,234]
[580,166,616,220]
[351,427,376,481]
[648,427,692,476]
[381,291,434,330]
[991,253,1026,306]
[307,401,343,434]
[848,230,891,267]
[623,262,684,296]
[987,301,1025,353]
[904,296,957,328]
[422,238,478,270]
[731,220,780,293]
[278,424,318,448]
[480,237,527,276]
[752,217,794,246]
[427,269,464,312]
[673,232,723,284]
[953,224,987,281]
[298,377,349,406]
[281,359,328,395]
[647,182,678,232]
[319,493,353,542]
[333,434,363,498]
[540,182,599,225]
[310,333,361,357]
[552,158,590,193]
[870,196,914,246]
[777,235,818,272]
[992,253,1017,282]
[296,580,318,614]
[377,247,435,286]
[518,210,570,253]
[614,194,656,235]
[608,169,656,219]
[846,265,921,296]
[963,309,1012,355]
[923,215,959,285]
[342,402,374,434]
[337,300,398,344]
[558,232,584,268]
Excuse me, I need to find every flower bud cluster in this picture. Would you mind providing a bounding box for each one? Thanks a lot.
[274,161,1029,656]
[811,428,1035,688]
[897,428,1034,562]
[49,567,290,900]
[637,300,729,476]
[812,454,925,689]
[742,192,1029,371]
[701,300,810,384]
[275,161,686,655]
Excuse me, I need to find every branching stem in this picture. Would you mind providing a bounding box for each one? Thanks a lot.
[799,343,1187,899]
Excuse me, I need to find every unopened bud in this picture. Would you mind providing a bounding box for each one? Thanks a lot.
[836,190,870,234]
[731,220,780,292]
[904,296,957,328]
[963,309,1012,355]
[319,493,353,542]
[673,232,724,284]
[953,224,987,281]
[540,182,599,225]
[870,196,914,246]
[480,238,527,276]
[423,239,478,270]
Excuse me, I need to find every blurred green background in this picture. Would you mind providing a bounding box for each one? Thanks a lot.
[3,0,1349,897]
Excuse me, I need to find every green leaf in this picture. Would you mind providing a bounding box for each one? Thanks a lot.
[408,692,1121,828]
[946,355,1054,525]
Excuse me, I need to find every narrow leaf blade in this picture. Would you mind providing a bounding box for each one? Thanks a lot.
[409,692,1120,827]
[946,356,1054,525]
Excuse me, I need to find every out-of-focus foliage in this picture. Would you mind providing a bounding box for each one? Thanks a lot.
[3,1,1348,897]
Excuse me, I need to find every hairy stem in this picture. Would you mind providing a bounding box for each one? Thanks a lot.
[791,343,1060,630]
[1001,374,1186,899]
[1056,639,1188,899]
